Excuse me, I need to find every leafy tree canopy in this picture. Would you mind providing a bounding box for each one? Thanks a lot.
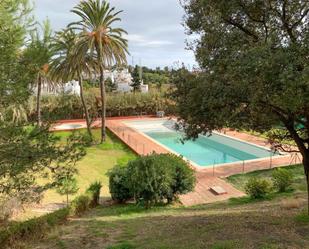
[0,0,34,111]
[175,0,309,213]
[0,0,86,206]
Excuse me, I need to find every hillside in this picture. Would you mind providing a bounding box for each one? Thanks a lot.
[28,193,309,249]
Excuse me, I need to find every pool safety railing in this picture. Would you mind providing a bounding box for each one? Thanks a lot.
[108,123,154,156]
[208,151,302,177]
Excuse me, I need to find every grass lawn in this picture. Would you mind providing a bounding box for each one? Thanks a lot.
[24,164,309,249]
[28,193,309,249]
[227,164,307,193]
[41,129,136,205]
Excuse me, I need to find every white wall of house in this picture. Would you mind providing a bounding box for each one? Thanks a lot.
[117,83,133,93]
[32,80,80,96]
[140,84,149,93]
[63,80,80,95]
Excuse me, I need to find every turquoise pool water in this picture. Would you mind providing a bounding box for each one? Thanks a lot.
[125,120,276,167]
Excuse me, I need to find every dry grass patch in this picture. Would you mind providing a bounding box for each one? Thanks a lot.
[281,198,303,210]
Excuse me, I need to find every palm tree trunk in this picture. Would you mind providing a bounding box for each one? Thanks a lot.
[99,64,106,143]
[78,71,93,140]
[36,75,42,126]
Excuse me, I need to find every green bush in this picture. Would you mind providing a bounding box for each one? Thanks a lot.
[108,165,133,203]
[70,194,91,216]
[86,181,102,207]
[245,177,271,199]
[271,168,294,192]
[157,154,196,203]
[0,208,69,248]
[127,154,175,208]
[119,153,196,208]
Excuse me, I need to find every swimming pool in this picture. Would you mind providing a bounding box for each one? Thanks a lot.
[124,119,277,167]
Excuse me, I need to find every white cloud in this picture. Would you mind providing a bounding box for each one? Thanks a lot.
[34,0,196,68]
[125,34,174,48]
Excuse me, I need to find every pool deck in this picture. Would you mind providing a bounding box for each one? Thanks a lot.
[52,117,302,206]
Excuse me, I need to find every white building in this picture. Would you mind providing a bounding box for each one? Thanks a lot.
[104,68,134,93]
[63,80,80,95]
[32,68,148,95]
[140,83,149,93]
[32,80,81,96]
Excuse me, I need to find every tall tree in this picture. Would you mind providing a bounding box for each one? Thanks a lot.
[23,19,54,126]
[131,65,141,92]
[50,29,95,139]
[0,0,33,111]
[176,0,309,214]
[70,0,128,142]
[0,0,86,208]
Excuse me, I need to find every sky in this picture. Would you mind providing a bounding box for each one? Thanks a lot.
[34,0,197,69]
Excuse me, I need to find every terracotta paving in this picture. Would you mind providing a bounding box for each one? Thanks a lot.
[52,117,303,207]
[106,117,170,155]
[179,175,245,206]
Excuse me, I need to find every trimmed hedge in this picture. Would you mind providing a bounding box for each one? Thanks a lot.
[0,208,69,248]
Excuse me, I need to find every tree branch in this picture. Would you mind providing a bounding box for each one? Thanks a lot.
[223,17,259,41]
[291,7,309,28]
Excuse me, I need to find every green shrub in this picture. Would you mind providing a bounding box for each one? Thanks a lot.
[165,154,196,202]
[271,168,294,192]
[127,154,175,208]
[70,194,91,216]
[0,208,69,248]
[108,165,133,203]
[122,153,196,208]
[86,181,102,207]
[108,154,196,208]
[245,177,271,199]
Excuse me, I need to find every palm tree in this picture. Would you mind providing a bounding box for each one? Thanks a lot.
[23,19,54,126]
[70,0,128,142]
[50,29,95,139]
